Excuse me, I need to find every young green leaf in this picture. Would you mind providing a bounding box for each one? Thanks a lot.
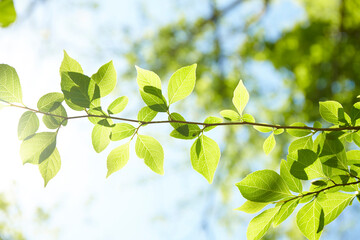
[247,207,280,240]
[110,123,135,141]
[280,159,302,193]
[319,101,345,124]
[253,125,273,133]
[203,116,222,132]
[288,135,313,153]
[263,133,275,155]
[0,0,16,27]
[107,96,128,114]
[18,111,39,140]
[318,192,354,225]
[296,200,324,240]
[232,80,249,116]
[319,135,348,170]
[273,128,284,135]
[286,122,312,137]
[236,170,292,202]
[169,112,200,140]
[106,142,130,178]
[87,107,107,125]
[135,66,167,112]
[91,61,117,97]
[273,199,299,227]
[39,148,61,187]
[20,132,57,164]
[37,92,64,112]
[242,113,255,123]
[190,135,220,183]
[91,125,111,153]
[42,104,67,129]
[235,201,269,214]
[167,64,197,105]
[135,135,164,175]
[220,109,240,121]
[288,149,325,180]
[137,106,158,122]
[59,50,83,74]
[0,64,22,103]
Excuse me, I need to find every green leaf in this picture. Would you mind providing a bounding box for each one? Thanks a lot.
[87,107,107,125]
[288,135,313,153]
[236,170,292,202]
[353,131,360,148]
[107,96,128,114]
[263,133,275,155]
[135,66,167,112]
[0,64,22,103]
[137,106,158,122]
[296,200,324,240]
[235,201,269,214]
[18,111,39,140]
[288,149,325,180]
[110,123,135,141]
[60,71,100,110]
[167,64,197,104]
[318,192,354,225]
[286,122,312,137]
[37,92,64,112]
[350,102,360,125]
[190,135,220,183]
[42,104,67,129]
[106,142,130,178]
[91,125,111,153]
[319,135,348,171]
[280,159,302,193]
[220,109,240,121]
[39,148,61,187]
[0,0,16,27]
[203,116,222,132]
[274,128,284,135]
[232,80,249,116]
[169,112,200,140]
[59,50,83,74]
[242,113,255,123]
[91,61,117,97]
[253,125,273,133]
[273,199,299,227]
[313,121,322,128]
[135,135,164,175]
[247,207,280,240]
[20,132,57,164]
[319,101,345,124]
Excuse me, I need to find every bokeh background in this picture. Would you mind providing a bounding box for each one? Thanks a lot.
[1,0,360,239]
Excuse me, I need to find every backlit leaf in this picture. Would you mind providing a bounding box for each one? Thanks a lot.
[273,199,299,227]
[110,123,135,141]
[318,192,354,225]
[91,61,117,97]
[168,64,197,104]
[18,111,39,140]
[39,148,61,187]
[232,80,249,116]
[247,207,280,240]
[137,106,158,122]
[42,104,67,129]
[0,64,22,103]
[59,50,83,74]
[106,142,130,178]
[220,109,240,121]
[135,135,164,175]
[253,125,273,133]
[37,92,64,112]
[91,124,111,153]
[107,96,128,114]
[280,159,302,193]
[20,132,57,164]
[296,200,324,240]
[242,113,255,123]
[235,201,269,214]
[319,101,345,125]
[203,116,222,132]
[286,122,312,137]
[263,133,275,155]
[289,149,325,180]
[0,0,16,27]
[169,112,200,139]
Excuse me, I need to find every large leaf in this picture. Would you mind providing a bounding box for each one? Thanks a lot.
[236,170,292,202]
[350,102,360,125]
[107,96,128,114]
[169,112,200,140]
[190,135,220,183]
[319,135,348,171]
[20,132,57,164]
[91,61,117,97]
[135,135,164,175]
[167,64,197,104]
[18,111,39,140]
[318,192,354,225]
[0,64,22,103]
[0,0,16,27]
[135,66,167,112]
[42,104,67,129]
[289,149,325,180]
[280,159,302,193]
[235,201,269,214]
[106,142,130,178]
[247,207,280,240]
[296,200,324,240]
[232,80,249,116]
[91,124,111,153]
[37,92,64,112]
[110,123,135,141]
[273,199,299,226]
[319,101,345,124]
[39,148,61,187]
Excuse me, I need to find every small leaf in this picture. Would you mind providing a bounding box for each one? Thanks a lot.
[135,135,164,175]
[91,125,111,153]
[318,192,354,225]
[18,111,39,140]
[37,92,64,112]
[203,116,222,132]
[20,132,57,164]
[168,64,197,104]
[220,109,240,121]
[107,96,128,114]
[289,149,325,180]
[39,148,61,187]
[350,102,360,125]
[242,113,255,123]
[253,125,273,133]
[106,142,130,178]
[319,134,348,171]
[0,64,22,103]
[236,170,292,202]
[274,128,284,135]
[319,101,345,124]
[135,66,167,112]
[42,104,67,129]
[110,123,135,141]
[247,207,280,240]
[0,0,16,27]
[273,199,299,227]
[87,107,108,125]
[280,159,302,193]
[286,122,312,137]
[263,133,275,155]
[232,80,249,116]
[313,121,322,128]
[60,50,83,74]
[190,135,220,183]
[91,61,117,97]
[137,106,157,122]
[235,201,269,214]
[296,200,324,240]
[169,112,200,140]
